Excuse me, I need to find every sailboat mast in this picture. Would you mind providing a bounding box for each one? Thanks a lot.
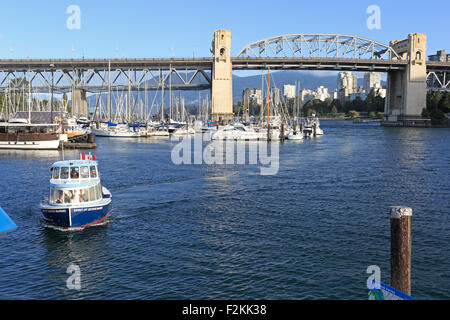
[108,60,111,121]
[28,71,31,123]
[267,68,271,128]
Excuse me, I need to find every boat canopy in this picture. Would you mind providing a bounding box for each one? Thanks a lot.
[50,160,100,187]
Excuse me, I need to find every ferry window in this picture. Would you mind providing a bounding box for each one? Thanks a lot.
[70,167,80,179]
[80,166,89,179]
[90,166,97,178]
[99,183,103,197]
[52,167,60,179]
[78,188,88,203]
[54,189,64,204]
[96,184,101,200]
[64,190,76,204]
[88,186,96,202]
[61,167,69,179]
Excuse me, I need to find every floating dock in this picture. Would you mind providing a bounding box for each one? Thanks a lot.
[60,142,97,149]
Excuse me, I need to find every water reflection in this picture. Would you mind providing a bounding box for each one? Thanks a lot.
[386,128,428,168]
[41,223,111,298]
[0,150,61,159]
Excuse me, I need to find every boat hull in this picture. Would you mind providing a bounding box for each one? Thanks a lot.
[0,139,60,150]
[287,134,304,140]
[41,199,111,229]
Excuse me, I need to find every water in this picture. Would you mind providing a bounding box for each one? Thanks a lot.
[0,122,448,300]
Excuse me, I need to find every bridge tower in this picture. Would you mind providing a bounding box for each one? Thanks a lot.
[384,33,428,125]
[72,88,88,118]
[211,30,234,123]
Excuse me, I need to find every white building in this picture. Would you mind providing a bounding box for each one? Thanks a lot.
[363,72,381,93]
[337,72,358,102]
[242,88,263,106]
[300,89,316,106]
[315,86,330,101]
[283,84,296,99]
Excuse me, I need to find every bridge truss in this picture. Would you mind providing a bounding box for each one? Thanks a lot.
[0,59,212,95]
[426,62,450,91]
[237,34,402,60]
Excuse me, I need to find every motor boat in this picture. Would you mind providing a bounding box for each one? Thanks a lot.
[172,125,195,136]
[91,122,141,137]
[303,114,324,136]
[40,153,112,229]
[211,123,266,141]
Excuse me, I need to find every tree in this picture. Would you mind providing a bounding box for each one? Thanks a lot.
[426,91,450,125]
[331,106,338,115]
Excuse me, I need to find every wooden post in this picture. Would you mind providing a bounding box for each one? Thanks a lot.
[390,206,412,295]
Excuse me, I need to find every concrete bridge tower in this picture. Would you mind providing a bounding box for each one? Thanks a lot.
[384,33,428,125]
[72,88,88,118]
[211,30,234,123]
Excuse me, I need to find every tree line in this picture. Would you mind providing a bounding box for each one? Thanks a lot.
[422,91,450,125]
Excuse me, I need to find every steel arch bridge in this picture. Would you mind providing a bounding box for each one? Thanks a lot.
[236,33,402,60]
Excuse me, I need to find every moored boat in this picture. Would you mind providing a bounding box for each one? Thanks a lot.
[40,153,112,229]
[0,121,60,150]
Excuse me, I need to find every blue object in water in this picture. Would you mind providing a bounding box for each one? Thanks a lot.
[0,206,18,234]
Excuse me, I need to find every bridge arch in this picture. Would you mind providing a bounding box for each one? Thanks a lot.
[237,33,401,60]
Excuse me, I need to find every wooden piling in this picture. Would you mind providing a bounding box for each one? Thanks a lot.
[390,206,412,295]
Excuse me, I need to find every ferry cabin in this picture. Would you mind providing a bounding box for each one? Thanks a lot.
[49,162,102,205]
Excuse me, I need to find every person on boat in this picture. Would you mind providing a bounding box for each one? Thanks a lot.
[70,167,79,179]
[79,189,87,203]
[56,191,64,204]
[64,190,75,203]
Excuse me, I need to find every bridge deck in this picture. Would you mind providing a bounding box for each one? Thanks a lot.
[0,57,447,72]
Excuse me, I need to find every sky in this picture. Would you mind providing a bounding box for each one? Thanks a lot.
[0,0,449,60]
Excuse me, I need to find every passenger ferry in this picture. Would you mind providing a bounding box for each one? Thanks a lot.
[40,153,112,229]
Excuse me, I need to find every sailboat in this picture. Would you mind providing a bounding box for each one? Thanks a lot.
[287,85,304,140]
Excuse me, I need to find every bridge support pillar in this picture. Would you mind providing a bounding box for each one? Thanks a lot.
[72,88,88,118]
[211,30,234,124]
[384,33,430,126]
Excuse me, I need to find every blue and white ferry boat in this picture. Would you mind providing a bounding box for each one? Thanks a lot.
[40,153,112,229]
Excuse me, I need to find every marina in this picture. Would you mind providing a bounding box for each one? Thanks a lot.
[0,121,448,299]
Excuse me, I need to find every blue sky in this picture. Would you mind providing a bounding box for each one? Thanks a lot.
[0,0,448,59]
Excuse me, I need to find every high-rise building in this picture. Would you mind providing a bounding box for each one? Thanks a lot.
[283,84,296,99]
[337,72,357,102]
[363,72,382,93]
[300,89,315,106]
[315,86,330,101]
[428,50,450,62]
[242,88,263,106]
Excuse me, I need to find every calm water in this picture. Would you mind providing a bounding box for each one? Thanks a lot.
[0,122,448,300]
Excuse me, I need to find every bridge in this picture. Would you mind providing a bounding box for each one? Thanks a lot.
[0,31,448,125]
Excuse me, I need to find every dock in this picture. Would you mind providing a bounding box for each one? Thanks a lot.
[60,142,97,149]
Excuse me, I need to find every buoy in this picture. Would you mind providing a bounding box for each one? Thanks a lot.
[0,206,18,234]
